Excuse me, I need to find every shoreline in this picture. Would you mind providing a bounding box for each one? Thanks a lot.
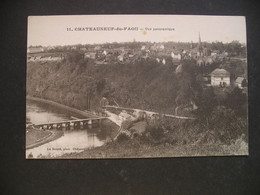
[26,129,64,150]
[26,96,121,151]
[26,96,97,118]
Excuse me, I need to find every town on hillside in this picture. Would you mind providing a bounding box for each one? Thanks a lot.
[27,33,248,90]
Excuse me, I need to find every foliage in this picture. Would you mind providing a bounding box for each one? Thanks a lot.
[148,125,164,141]
[116,132,130,143]
[194,87,216,121]
[224,87,247,117]
[27,58,183,113]
[121,119,134,131]
[66,52,84,63]
[27,42,248,147]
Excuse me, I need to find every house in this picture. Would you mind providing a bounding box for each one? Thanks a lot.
[162,58,166,65]
[27,47,44,54]
[103,50,107,55]
[84,52,96,59]
[94,45,102,51]
[171,52,181,60]
[223,52,229,56]
[175,64,183,74]
[133,110,147,119]
[118,54,124,62]
[197,58,205,66]
[197,56,214,66]
[159,44,165,50]
[80,47,87,51]
[211,68,230,87]
[119,110,134,121]
[211,50,220,56]
[100,97,109,108]
[205,57,214,65]
[235,77,246,88]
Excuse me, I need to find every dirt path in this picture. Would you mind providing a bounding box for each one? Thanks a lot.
[104,110,123,126]
[104,105,195,120]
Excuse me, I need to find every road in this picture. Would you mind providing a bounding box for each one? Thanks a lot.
[104,106,195,120]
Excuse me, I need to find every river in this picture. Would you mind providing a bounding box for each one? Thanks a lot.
[26,99,115,158]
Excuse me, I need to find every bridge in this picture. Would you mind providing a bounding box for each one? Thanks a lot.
[34,117,107,130]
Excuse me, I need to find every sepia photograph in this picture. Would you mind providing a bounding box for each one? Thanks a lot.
[26,15,248,159]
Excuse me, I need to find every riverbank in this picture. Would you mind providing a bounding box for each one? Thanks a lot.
[26,96,121,152]
[26,127,64,150]
[27,96,96,118]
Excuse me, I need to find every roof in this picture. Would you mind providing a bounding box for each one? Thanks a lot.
[211,68,230,77]
[119,112,132,119]
[235,77,245,83]
[176,64,183,74]
[27,47,44,54]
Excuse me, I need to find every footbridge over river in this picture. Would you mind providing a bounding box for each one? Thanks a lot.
[34,117,107,130]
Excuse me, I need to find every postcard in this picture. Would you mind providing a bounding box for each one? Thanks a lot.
[26,15,248,159]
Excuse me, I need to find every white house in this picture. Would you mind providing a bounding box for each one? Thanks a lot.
[160,44,165,50]
[27,47,44,54]
[84,52,96,59]
[162,58,166,64]
[119,110,134,121]
[235,77,246,88]
[211,50,220,56]
[211,68,230,87]
[103,50,107,55]
[171,52,181,60]
[118,54,124,62]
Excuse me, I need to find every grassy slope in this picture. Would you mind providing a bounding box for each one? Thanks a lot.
[60,139,248,159]
[26,128,52,146]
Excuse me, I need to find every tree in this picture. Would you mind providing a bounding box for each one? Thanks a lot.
[225,87,247,117]
[210,106,247,143]
[66,51,84,63]
[194,87,216,126]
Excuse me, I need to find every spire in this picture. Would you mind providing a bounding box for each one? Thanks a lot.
[198,32,203,53]
[197,32,203,57]
[199,32,201,44]
[198,32,202,48]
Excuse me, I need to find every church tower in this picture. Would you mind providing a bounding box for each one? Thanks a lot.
[198,32,203,57]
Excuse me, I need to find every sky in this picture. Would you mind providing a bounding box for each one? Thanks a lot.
[27,15,247,46]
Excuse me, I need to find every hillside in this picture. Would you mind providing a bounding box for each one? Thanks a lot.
[27,58,191,114]
[26,51,248,154]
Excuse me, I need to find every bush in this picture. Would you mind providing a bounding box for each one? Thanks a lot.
[121,119,134,130]
[116,132,130,143]
[145,124,164,142]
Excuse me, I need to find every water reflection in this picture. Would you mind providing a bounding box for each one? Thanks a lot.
[26,100,112,158]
